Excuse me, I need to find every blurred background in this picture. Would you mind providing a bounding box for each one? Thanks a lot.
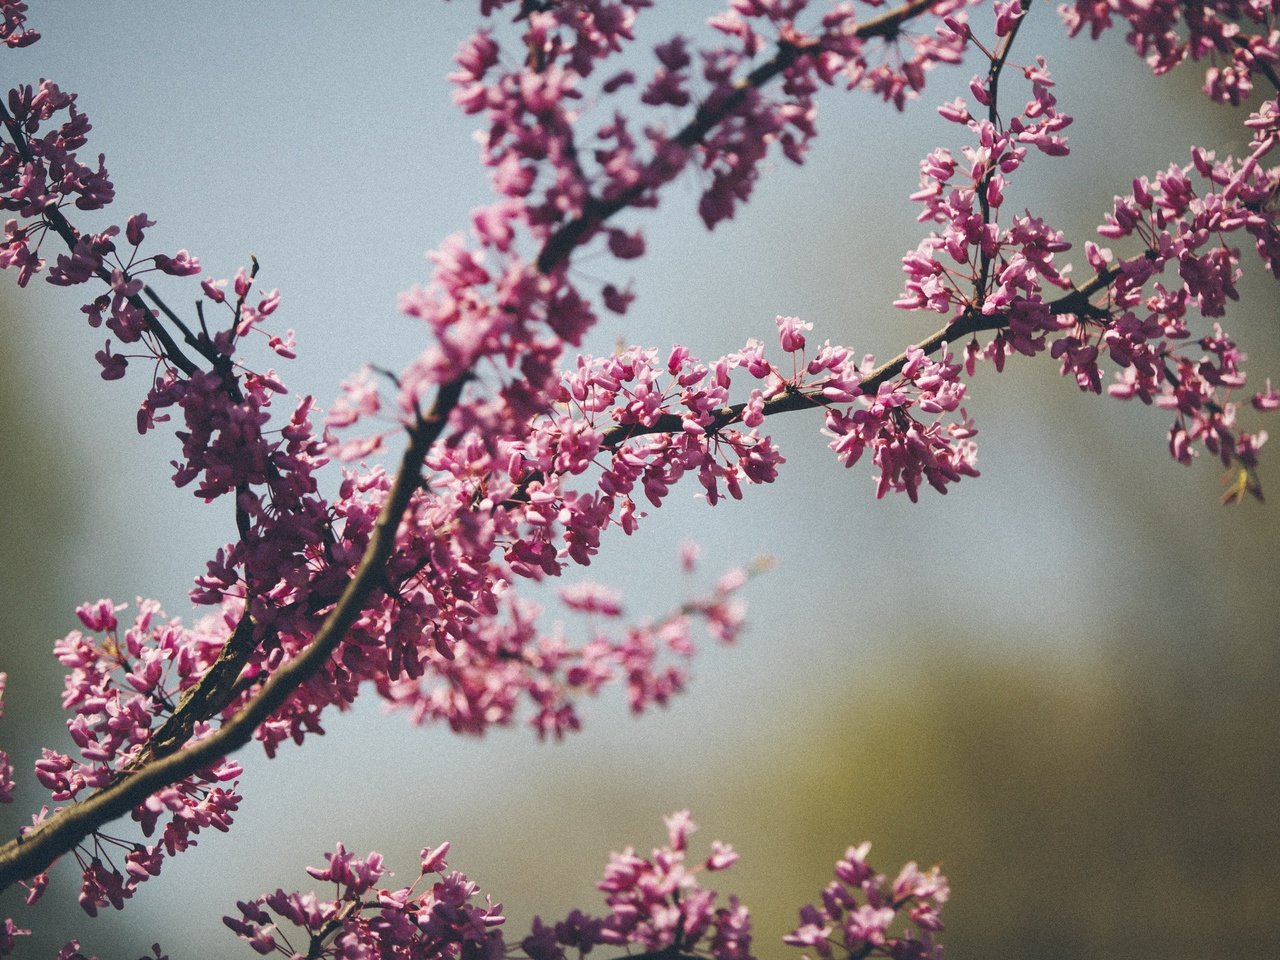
[2,4,1278,959]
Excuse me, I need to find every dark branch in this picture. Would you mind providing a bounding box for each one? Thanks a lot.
[0,377,468,891]
[535,0,951,274]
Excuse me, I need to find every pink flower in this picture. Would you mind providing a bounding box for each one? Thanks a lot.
[776,315,812,353]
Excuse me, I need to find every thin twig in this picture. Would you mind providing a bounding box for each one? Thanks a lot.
[536,0,950,273]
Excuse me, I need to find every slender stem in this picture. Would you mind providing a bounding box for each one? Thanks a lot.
[535,0,951,274]
[142,283,200,349]
[974,0,1033,302]
[0,104,225,382]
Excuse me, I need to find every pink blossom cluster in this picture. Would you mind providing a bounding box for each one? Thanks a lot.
[897,44,1073,344]
[222,814,947,960]
[0,72,339,612]
[897,18,1279,496]
[1082,100,1280,484]
[225,813,753,960]
[784,842,948,960]
[1,80,112,286]
[14,559,756,914]
[0,81,202,304]
[376,557,760,739]
[382,0,980,431]
[523,327,804,514]
[557,809,753,960]
[1060,0,1280,105]
[31,600,242,916]
[1,0,1279,954]
[822,342,979,500]
[0,1,35,49]
[224,840,505,960]
[510,307,977,506]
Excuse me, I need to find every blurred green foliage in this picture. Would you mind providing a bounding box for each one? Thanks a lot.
[0,295,139,958]
[726,632,1280,959]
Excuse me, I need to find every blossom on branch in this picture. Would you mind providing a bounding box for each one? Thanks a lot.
[0,0,1278,954]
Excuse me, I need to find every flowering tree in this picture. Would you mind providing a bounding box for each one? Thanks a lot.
[1,0,1278,956]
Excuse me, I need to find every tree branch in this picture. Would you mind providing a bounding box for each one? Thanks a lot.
[535,0,952,274]
[0,104,232,384]
[0,377,467,891]
[974,0,1033,299]
[499,259,1127,511]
